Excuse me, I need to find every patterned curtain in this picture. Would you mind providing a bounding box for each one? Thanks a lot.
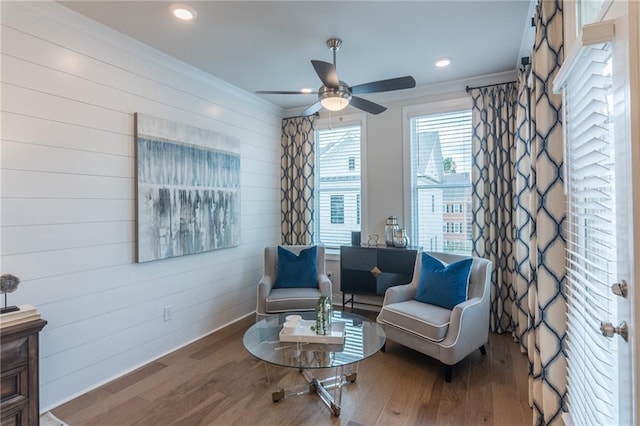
[471,2,566,424]
[281,116,316,245]
[525,1,566,424]
[513,67,533,354]
[470,82,519,334]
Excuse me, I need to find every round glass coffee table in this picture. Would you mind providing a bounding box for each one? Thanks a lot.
[243,310,385,416]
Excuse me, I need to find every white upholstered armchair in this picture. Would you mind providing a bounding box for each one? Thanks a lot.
[377,251,493,382]
[255,245,332,322]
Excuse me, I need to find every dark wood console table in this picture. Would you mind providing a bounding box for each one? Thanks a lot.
[340,245,419,309]
[0,317,47,426]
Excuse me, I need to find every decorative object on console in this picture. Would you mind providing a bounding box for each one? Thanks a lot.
[367,234,379,246]
[393,228,409,248]
[315,295,332,335]
[134,113,241,263]
[351,231,361,246]
[384,216,399,247]
[0,304,41,327]
[0,274,20,314]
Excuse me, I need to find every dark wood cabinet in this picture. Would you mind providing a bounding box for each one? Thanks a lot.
[340,245,419,308]
[0,318,47,426]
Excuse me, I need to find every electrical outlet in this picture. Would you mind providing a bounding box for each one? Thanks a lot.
[163,305,173,321]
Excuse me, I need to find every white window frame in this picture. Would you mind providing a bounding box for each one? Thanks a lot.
[402,97,473,251]
[314,114,367,253]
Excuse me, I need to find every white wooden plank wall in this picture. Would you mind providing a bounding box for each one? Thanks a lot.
[0,2,282,410]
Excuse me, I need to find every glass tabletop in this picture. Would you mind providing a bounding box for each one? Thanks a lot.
[243,310,386,369]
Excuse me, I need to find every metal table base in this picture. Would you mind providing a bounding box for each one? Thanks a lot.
[265,363,358,417]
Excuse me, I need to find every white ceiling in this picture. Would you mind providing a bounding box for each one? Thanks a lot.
[60,1,534,111]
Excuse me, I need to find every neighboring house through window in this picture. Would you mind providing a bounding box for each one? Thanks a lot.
[330,195,344,224]
[405,100,472,255]
[314,118,363,249]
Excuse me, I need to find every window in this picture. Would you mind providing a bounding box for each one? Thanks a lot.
[408,106,472,255]
[348,156,356,171]
[314,122,362,248]
[330,195,344,224]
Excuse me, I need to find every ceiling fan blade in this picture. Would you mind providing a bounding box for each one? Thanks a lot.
[351,76,416,95]
[311,60,339,88]
[350,96,387,115]
[255,90,318,95]
[301,102,323,116]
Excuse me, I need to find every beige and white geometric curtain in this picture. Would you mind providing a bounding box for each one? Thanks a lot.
[281,116,316,245]
[521,1,566,424]
[469,81,519,334]
[471,1,566,425]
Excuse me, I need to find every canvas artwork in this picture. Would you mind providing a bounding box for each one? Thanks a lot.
[135,113,240,263]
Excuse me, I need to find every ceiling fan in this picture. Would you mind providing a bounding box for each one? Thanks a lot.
[256,38,416,116]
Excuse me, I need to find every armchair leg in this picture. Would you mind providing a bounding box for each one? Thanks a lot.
[479,345,487,356]
[444,365,452,383]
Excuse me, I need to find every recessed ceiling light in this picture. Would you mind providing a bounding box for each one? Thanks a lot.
[300,87,314,94]
[170,4,197,21]
[435,57,451,68]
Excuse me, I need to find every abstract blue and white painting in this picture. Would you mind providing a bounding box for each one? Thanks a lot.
[135,113,240,262]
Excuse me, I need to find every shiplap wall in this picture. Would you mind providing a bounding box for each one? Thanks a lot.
[0,2,282,410]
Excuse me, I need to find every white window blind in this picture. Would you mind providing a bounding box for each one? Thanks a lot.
[409,110,472,255]
[562,41,618,426]
[315,124,361,248]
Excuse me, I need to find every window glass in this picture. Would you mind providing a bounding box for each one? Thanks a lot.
[330,195,344,224]
[409,109,472,255]
[578,0,604,28]
[315,123,362,248]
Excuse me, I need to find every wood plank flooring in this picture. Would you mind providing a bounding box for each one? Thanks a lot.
[53,310,533,426]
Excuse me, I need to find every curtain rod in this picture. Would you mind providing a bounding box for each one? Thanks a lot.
[282,112,319,120]
[465,80,517,93]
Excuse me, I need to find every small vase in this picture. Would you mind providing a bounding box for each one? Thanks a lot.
[393,228,409,248]
[384,216,399,247]
[315,295,332,335]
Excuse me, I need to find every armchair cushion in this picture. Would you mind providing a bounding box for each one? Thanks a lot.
[274,245,318,289]
[415,252,472,310]
[379,300,451,342]
[265,287,323,313]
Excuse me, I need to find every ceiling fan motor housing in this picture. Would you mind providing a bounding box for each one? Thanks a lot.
[318,81,352,101]
[318,81,352,111]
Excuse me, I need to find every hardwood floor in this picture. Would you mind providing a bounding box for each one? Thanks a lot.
[53,310,532,426]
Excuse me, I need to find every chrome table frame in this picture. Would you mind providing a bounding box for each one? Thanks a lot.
[243,311,385,417]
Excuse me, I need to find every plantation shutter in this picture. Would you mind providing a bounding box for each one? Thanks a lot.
[554,21,620,426]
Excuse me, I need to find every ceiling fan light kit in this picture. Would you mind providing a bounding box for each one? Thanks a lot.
[256,38,416,116]
[319,82,352,111]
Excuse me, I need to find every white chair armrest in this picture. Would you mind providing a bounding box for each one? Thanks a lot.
[382,283,417,306]
[441,296,488,349]
[256,275,273,315]
[318,274,332,297]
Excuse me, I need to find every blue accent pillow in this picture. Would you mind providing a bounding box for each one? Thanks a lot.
[415,252,473,310]
[274,246,318,289]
